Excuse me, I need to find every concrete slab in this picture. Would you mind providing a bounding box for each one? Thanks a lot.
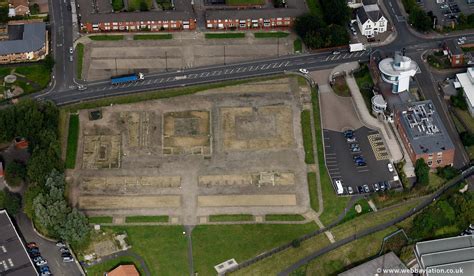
[197,195,297,207]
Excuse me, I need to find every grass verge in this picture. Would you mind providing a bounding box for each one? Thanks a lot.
[85,255,145,276]
[125,216,169,223]
[133,34,172,40]
[340,198,372,223]
[353,65,375,113]
[307,172,319,212]
[254,32,289,38]
[88,216,113,224]
[76,43,84,80]
[89,35,124,41]
[265,214,306,221]
[105,226,188,275]
[193,223,318,276]
[65,114,79,169]
[311,89,349,225]
[208,214,254,222]
[301,110,315,164]
[294,39,302,53]
[205,32,245,39]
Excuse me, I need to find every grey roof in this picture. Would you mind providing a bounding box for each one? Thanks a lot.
[356,6,384,23]
[0,22,46,56]
[415,235,474,275]
[362,0,378,5]
[206,0,307,20]
[338,252,410,276]
[77,0,195,23]
[0,210,39,276]
[445,39,463,55]
[398,100,455,155]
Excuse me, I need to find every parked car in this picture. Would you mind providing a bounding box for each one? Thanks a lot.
[354,156,364,163]
[33,256,44,263]
[39,266,50,273]
[29,251,41,258]
[56,241,66,247]
[26,242,37,249]
[28,247,40,254]
[379,181,386,191]
[332,50,341,55]
[387,163,394,172]
[36,260,47,266]
[63,255,74,262]
[363,184,370,193]
[357,186,364,193]
[61,252,72,258]
[69,55,73,62]
[347,186,353,194]
[69,47,73,54]
[373,183,379,192]
[77,85,87,91]
[298,68,309,74]
[346,137,356,143]
[343,129,354,138]
[59,247,69,253]
[351,147,361,153]
[468,224,474,231]
[350,143,359,149]
[356,161,367,167]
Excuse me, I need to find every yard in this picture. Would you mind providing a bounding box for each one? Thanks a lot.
[192,223,318,276]
[65,114,79,169]
[205,33,246,39]
[104,226,188,275]
[133,34,172,40]
[0,63,51,97]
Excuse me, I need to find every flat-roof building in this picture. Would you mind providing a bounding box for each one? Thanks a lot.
[0,210,38,276]
[456,67,474,117]
[338,252,410,276]
[415,235,474,276]
[0,22,48,64]
[395,100,455,169]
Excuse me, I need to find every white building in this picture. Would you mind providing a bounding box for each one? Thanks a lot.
[456,67,474,116]
[355,0,388,37]
[379,52,419,93]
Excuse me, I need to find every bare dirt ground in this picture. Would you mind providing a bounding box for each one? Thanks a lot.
[71,77,310,225]
[80,32,296,81]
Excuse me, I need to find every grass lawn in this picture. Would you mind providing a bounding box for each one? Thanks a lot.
[76,43,84,79]
[294,39,302,53]
[128,0,152,11]
[354,65,375,113]
[193,223,318,276]
[205,33,246,39]
[85,255,145,276]
[340,199,372,223]
[208,214,254,222]
[254,32,289,38]
[62,75,284,113]
[311,89,349,225]
[111,0,124,11]
[301,110,315,164]
[265,214,306,221]
[65,114,79,169]
[307,172,319,212]
[332,76,350,97]
[105,226,188,275]
[125,216,169,223]
[453,107,474,133]
[88,216,113,224]
[15,64,51,89]
[226,0,265,5]
[302,226,398,275]
[89,35,124,41]
[133,34,172,40]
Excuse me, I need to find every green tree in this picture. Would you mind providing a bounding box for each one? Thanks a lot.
[0,188,21,215]
[5,161,27,187]
[29,3,40,15]
[321,0,351,25]
[60,209,90,248]
[451,89,468,110]
[415,158,430,185]
[139,1,149,11]
[23,185,44,219]
[436,166,459,180]
[409,8,432,31]
[460,131,474,147]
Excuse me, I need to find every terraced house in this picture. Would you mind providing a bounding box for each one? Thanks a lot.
[77,0,196,32]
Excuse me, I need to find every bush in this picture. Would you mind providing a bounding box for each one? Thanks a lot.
[460,131,474,146]
[4,160,27,187]
[451,90,468,111]
[291,239,301,248]
[0,188,21,215]
[436,166,459,180]
[415,158,430,186]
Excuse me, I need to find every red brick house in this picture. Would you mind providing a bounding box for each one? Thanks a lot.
[395,100,455,169]
[205,10,299,30]
[443,39,464,67]
[9,0,30,17]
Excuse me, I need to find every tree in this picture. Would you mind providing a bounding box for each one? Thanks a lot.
[409,8,432,31]
[139,1,149,11]
[0,188,21,215]
[460,131,474,147]
[436,165,459,180]
[321,0,351,26]
[29,3,40,15]
[4,161,27,187]
[23,184,44,219]
[415,158,430,185]
[451,89,468,110]
[60,209,90,248]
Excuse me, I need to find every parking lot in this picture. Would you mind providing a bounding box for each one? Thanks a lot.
[323,126,400,195]
[418,0,474,27]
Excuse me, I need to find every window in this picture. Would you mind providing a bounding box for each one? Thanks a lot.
[428,154,433,159]
[428,161,433,166]
[436,159,442,164]
[437,152,442,156]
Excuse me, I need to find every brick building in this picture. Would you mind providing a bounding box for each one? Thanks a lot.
[77,0,196,32]
[443,39,464,67]
[205,0,308,30]
[0,22,48,64]
[8,0,30,17]
[395,100,455,169]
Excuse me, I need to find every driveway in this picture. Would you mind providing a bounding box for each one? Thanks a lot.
[14,212,84,276]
